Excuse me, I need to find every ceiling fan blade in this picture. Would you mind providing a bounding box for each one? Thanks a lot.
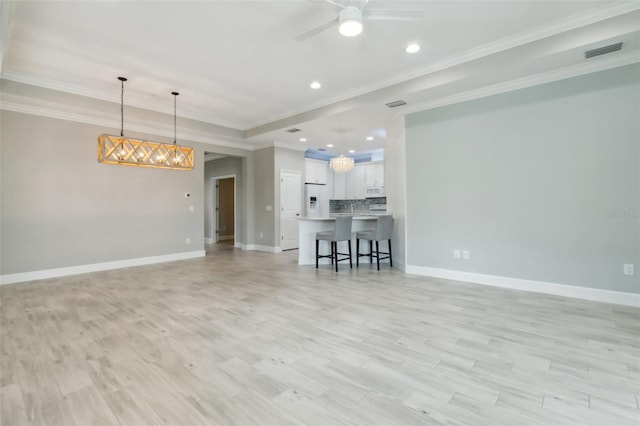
[295,17,338,41]
[364,9,424,21]
[323,0,346,12]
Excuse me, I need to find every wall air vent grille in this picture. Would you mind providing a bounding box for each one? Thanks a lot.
[287,128,302,133]
[385,100,407,108]
[585,42,623,59]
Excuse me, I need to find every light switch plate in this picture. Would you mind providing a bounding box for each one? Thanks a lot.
[624,264,634,275]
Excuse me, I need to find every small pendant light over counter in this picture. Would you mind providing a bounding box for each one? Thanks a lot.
[97,77,194,170]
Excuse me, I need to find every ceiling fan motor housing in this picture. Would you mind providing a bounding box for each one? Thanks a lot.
[339,6,363,37]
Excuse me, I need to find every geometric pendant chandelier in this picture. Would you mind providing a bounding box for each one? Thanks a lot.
[98,77,194,170]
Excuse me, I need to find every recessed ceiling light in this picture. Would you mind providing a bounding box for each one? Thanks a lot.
[366,136,374,141]
[299,138,307,142]
[310,81,322,89]
[348,150,355,153]
[327,144,334,148]
[406,43,420,54]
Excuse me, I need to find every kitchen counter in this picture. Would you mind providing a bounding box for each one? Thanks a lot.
[297,215,380,221]
[297,215,389,265]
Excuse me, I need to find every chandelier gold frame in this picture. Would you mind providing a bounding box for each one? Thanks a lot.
[97,134,194,170]
[97,76,194,171]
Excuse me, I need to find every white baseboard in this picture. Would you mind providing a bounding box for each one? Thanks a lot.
[405,265,639,307]
[218,235,234,241]
[234,242,242,248]
[241,244,280,253]
[204,238,214,244]
[0,250,206,285]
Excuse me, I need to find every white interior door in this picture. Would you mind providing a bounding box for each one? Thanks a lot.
[280,170,301,250]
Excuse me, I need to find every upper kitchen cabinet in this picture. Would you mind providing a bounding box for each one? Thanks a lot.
[345,164,366,200]
[364,162,384,188]
[305,159,328,185]
[364,162,384,197]
[333,171,346,200]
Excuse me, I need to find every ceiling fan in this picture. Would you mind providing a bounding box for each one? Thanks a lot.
[295,0,424,41]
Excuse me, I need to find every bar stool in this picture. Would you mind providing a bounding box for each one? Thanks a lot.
[356,215,393,270]
[316,216,353,272]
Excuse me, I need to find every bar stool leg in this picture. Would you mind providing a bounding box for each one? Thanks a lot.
[315,239,319,268]
[388,239,393,268]
[369,240,373,264]
[348,240,352,268]
[334,241,338,272]
[356,238,360,267]
[376,240,380,270]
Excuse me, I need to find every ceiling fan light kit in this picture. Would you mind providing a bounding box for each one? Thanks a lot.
[338,6,363,37]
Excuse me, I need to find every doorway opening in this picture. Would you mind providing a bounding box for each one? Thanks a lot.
[212,175,236,245]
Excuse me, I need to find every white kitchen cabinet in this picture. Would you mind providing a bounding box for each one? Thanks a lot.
[345,164,366,199]
[364,162,384,188]
[333,171,346,200]
[305,159,328,185]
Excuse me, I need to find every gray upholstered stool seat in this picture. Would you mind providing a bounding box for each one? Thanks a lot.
[316,216,353,272]
[356,215,393,270]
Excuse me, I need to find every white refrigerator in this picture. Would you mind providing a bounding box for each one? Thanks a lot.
[305,184,329,218]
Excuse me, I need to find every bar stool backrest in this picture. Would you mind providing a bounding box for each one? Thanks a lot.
[334,216,353,242]
[375,215,393,241]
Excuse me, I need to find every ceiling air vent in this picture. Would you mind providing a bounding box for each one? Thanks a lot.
[286,128,302,133]
[585,42,623,59]
[385,100,406,108]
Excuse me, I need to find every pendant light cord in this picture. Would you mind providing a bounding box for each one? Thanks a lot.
[118,76,127,137]
[171,91,179,145]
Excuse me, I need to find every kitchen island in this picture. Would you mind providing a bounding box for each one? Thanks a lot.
[298,216,388,265]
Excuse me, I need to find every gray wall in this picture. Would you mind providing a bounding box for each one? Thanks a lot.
[253,147,275,247]
[406,64,639,294]
[204,156,243,242]
[383,115,407,270]
[0,111,206,274]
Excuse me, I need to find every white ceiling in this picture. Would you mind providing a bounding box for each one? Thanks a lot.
[1,0,639,154]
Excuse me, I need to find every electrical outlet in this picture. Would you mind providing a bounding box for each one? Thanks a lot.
[189,205,194,212]
[462,250,470,260]
[260,232,264,239]
[266,205,273,211]
[185,237,191,244]
[624,264,634,276]
[453,249,460,259]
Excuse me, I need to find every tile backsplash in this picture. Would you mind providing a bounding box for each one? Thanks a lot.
[330,197,387,213]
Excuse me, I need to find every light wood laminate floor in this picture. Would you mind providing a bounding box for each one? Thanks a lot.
[1,246,638,425]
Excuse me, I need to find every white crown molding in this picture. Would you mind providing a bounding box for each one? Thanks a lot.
[0,95,258,151]
[243,2,640,131]
[1,70,246,131]
[402,50,640,116]
[405,265,640,308]
[0,251,206,285]
[273,141,307,152]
